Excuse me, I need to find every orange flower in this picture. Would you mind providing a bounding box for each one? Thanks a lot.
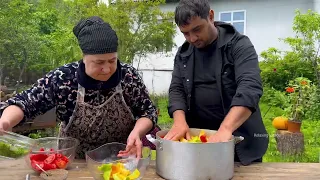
[286,87,294,93]
[301,80,307,85]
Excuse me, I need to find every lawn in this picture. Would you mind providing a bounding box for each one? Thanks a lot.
[154,96,320,163]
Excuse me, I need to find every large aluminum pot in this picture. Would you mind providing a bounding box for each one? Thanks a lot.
[146,128,244,180]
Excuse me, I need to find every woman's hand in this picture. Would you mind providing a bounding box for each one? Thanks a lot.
[118,117,153,159]
[0,105,24,134]
[0,120,10,135]
[0,120,10,132]
[118,130,142,159]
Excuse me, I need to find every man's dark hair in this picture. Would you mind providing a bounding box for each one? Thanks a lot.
[174,0,211,26]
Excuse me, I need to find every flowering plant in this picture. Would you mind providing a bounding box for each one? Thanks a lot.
[284,77,316,122]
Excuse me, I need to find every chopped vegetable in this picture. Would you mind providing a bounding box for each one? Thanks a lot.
[98,163,112,172]
[178,130,209,143]
[200,135,207,142]
[0,141,29,158]
[29,148,69,173]
[98,162,140,180]
[127,169,140,179]
[44,154,56,164]
[199,130,208,142]
[55,158,68,169]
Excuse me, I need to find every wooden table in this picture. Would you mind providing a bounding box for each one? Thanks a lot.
[0,159,319,180]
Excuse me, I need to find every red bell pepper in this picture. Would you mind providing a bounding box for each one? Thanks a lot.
[200,135,207,143]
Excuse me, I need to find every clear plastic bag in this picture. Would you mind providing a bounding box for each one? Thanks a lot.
[0,130,36,160]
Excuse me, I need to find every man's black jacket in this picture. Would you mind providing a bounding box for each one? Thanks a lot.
[168,21,269,166]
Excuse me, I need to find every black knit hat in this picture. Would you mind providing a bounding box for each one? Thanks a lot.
[73,16,118,54]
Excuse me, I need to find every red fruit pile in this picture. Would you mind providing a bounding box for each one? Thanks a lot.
[29,148,69,173]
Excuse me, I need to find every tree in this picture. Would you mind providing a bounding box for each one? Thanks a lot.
[260,9,320,90]
[89,0,177,63]
[0,0,44,87]
[0,0,176,87]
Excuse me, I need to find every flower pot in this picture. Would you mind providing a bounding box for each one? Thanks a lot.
[287,120,302,133]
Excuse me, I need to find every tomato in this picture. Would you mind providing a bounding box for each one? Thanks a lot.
[30,148,70,171]
[29,148,71,172]
[43,162,57,170]
[61,155,69,163]
[55,153,69,163]
[51,164,57,169]
[31,160,45,172]
[44,154,56,164]
[30,154,48,161]
[55,159,68,169]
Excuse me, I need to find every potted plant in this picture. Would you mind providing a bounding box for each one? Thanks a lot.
[284,77,315,133]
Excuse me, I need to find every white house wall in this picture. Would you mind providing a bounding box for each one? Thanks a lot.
[132,0,314,94]
[315,0,320,11]
[215,0,313,58]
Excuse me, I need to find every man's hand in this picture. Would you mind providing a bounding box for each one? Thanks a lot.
[164,120,191,141]
[208,127,233,143]
[164,110,191,141]
[208,106,251,143]
[118,130,142,159]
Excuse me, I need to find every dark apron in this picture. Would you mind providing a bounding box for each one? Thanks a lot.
[58,83,158,159]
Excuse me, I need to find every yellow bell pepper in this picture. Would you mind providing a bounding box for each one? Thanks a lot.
[127,169,140,179]
[179,137,188,142]
[98,162,141,180]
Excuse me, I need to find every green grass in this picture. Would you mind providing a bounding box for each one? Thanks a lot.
[260,103,320,162]
[155,97,320,163]
[155,95,172,129]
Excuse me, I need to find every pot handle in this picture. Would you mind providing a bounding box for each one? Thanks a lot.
[146,134,163,150]
[234,136,244,144]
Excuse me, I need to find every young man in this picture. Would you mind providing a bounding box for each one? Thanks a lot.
[164,0,269,166]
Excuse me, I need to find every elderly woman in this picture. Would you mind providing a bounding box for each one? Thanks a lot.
[0,16,159,159]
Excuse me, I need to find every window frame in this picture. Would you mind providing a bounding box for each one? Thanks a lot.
[218,10,247,35]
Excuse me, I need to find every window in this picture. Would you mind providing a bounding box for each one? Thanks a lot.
[219,10,246,34]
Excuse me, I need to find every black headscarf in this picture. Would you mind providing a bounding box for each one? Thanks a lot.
[73,16,118,54]
[73,16,122,90]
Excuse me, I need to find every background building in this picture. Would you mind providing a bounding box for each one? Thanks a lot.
[133,0,317,94]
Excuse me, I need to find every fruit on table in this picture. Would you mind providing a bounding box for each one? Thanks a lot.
[272,116,288,130]
[0,141,29,158]
[29,148,69,173]
[98,162,140,180]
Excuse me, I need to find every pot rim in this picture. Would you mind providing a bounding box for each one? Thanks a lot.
[154,128,244,144]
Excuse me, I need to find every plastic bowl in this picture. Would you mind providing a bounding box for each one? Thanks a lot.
[86,142,151,180]
[24,137,79,173]
[0,130,36,160]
